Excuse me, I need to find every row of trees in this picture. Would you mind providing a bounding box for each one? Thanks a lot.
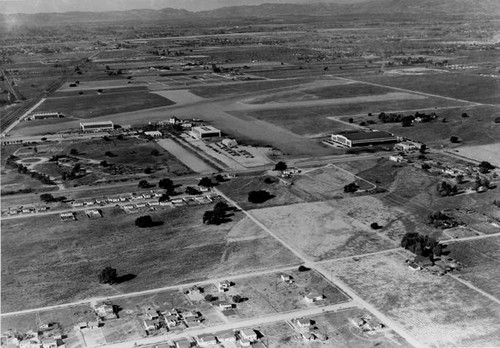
[377,111,438,126]
[6,156,56,186]
[427,211,459,229]
[436,181,458,197]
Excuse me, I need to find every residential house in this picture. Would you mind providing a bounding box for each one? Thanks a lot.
[95,303,116,320]
[41,338,57,348]
[145,308,159,320]
[304,292,324,303]
[197,334,217,347]
[174,339,191,348]
[218,280,231,292]
[408,262,421,271]
[218,301,233,311]
[215,331,236,343]
[301,332,317,341]
[162,315,178,328]
[296,318,311,328]
[239,338,251,347]
[281,274,293,283]
[143,319,160,332]
[239,329,257,342]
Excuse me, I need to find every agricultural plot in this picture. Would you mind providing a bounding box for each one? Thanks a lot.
[1,206,299,312]
[323,251,500,348]
[455,143,500,167]
[446,237,500,299]
[260,308,410,348]
[251,200,397,261]
[33,91,174,119]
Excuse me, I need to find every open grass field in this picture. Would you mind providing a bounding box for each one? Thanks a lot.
[455,143,500,166]
[61,137,191,175]
[239,95,466,137]
[357,71,500,104]
[260,308,411,348]
[189,78,314,98]
[34,91,174,119]
[323,251,500,347]
[251,200,397,261]
[1,206,299,312]
[1,304,96,333]
[205,269,349,320]
[367,105,500,147]
[216,175,307,210]
[446,237,500,299]
[245,83,394,104]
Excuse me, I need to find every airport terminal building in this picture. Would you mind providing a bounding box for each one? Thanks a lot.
[331,131,398,147]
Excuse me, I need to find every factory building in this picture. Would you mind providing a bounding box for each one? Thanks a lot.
[29,112,61,120]
[331,130,397,147]
[80,121,114,132]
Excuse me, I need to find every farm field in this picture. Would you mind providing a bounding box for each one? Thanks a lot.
[260,308,411,348]
[446,237,500,299]
[203,269,350,320]
[323,251,500,348]
[1,206,300,312]
[33,91,174,119]
[251,200,397,261]
[357,71,500,104]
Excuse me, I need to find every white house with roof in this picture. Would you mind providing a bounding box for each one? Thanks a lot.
[304,292,324,303]
[197,334,217,347]
[239,329,257,342]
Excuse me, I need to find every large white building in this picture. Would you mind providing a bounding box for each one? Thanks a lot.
[190,125,221,140]
[80,121,114,132]
[331,131,397,147]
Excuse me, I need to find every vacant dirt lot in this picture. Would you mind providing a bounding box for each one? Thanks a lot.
[1,207,299,312]
[323,251,500,347]
[446,236,500,300]
[251,201,397,261]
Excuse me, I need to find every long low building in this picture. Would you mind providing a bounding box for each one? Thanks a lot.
[331,130,398,147]
[30,112,61,120]
[80,121,114,132]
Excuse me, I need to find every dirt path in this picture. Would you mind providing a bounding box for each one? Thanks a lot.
[447,274,500,306]
[439,231,500,244]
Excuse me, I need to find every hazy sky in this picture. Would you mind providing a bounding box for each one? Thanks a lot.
[0,0,366,14]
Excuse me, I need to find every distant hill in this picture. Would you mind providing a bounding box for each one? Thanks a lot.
[1,0,499,27]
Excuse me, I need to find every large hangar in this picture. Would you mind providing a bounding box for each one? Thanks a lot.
[331,130,398,147]
[80,121,114,132]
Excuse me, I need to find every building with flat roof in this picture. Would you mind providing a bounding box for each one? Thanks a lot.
[190,125,221,140]
[331,131,397,147]
[80,121,114,132]
[29,112,61,120]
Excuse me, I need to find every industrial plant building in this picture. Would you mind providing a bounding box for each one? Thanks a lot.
[331,131,398,147]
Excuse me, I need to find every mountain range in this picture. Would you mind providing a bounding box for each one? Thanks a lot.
[1,0,499,26]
